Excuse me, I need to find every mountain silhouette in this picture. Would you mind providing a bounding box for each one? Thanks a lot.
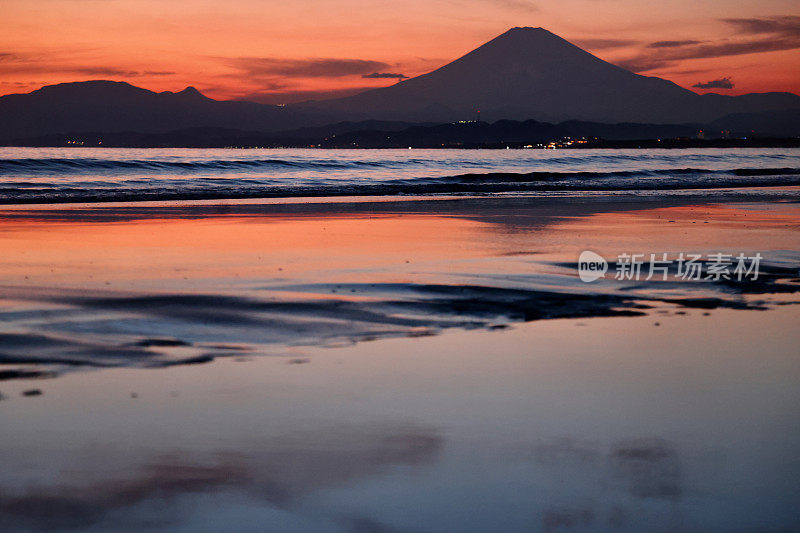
[301,27,799,124]
[0,80,307,139]
[1,28,798,140]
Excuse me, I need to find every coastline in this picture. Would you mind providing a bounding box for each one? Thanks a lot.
[1,171,799,205]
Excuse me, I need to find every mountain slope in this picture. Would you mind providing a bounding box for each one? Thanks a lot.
[299,27,799,124]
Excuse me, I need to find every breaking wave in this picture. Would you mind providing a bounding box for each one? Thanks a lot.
[1,147,798,203]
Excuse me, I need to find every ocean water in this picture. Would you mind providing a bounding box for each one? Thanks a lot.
[1,147,799,203]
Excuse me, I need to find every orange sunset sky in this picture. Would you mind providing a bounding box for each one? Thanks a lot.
[2,0,799,104]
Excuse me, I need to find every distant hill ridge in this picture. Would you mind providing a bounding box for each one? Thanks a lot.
[7,114,800,148]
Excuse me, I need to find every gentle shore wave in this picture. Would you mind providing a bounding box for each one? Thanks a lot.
[2,147,800,204]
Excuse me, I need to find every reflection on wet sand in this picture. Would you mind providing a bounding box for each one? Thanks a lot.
[608,438,681,499]
[1,303,798,531]
[529,436,686,531]
[1,195,799,531]
[0,197,798,378]
[0,423,441,531]
[1,270,797,374]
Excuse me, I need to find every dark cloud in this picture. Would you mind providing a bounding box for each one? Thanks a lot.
[621,37,800,72]
[215,57,397,102]
[617,16,800,73]
[614,57,674,73]
[71,67,141,77]
[1,64,161,78]
[0,81,40,87]
[692,77,734,89]
[246,81,288,91]
[0,53,174,78]
[225,57,390,78]
[661,68,714,76]
[143,70,176,76]
[647,40,703,48]
[362,72,408,79]
[721,15,800,36]
[688,37,800,58]
[575,38,639,50]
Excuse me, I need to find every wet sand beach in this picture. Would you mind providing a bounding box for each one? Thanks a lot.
[1,191,799,531]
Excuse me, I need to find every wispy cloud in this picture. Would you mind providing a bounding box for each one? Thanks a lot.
[70,67,140,77]
[647,40,703,48]
[143,70,176,76]
[0,51,174,78]
[575,38,639,50]
[721,15,800,36]
[223,57,391,78]
[617,16,800,73]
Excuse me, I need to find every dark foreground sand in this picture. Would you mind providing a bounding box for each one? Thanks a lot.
[0,191,799,531]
